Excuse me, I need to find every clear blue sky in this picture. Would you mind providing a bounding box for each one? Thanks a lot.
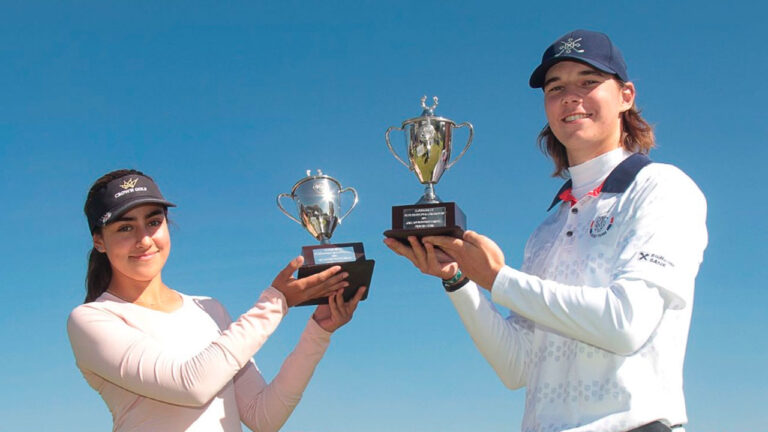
[1,1,765,431]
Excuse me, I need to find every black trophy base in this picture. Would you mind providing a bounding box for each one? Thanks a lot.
[383,202,466,244]
[295,242,375,306]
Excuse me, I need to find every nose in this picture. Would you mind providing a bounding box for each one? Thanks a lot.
[561,87,581,105]
[135,227,153,249]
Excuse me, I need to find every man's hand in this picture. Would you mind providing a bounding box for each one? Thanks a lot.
[422,230,505,290]
[383,236,459,280]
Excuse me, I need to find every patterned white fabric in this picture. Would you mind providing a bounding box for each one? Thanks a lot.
[449,150,707,431]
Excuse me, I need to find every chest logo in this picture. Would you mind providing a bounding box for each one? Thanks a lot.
[589,215,614,237]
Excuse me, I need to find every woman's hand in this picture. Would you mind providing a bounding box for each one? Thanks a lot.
[271,256,349,307]
[312,286,367,332]
[383,236,459,280]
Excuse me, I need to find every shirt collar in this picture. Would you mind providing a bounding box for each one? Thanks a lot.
[547,153,653,211]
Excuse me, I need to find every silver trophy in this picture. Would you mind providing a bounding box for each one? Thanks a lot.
[385,96,474,204]
[277,169,358,244]
[277,170,374,306]
[384,96,473,240]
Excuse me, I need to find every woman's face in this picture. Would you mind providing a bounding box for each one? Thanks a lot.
[93,204,171,287]
[543,60,635,166]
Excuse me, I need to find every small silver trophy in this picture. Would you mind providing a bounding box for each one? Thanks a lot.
[277,170,374,305]
[384,96,473,240]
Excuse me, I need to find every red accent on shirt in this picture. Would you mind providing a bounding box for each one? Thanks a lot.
[559,182,605,207]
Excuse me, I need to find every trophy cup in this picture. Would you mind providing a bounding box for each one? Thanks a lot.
[277,170,374,306]
[383,96,474,241]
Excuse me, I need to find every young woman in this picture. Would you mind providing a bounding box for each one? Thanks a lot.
[385,30,707,432]
[68,169,366,432]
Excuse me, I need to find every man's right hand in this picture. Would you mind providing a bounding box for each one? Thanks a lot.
[383,236,459,280]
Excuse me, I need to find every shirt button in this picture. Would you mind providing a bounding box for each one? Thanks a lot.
[566,231,573,237]
[571,207,578,214]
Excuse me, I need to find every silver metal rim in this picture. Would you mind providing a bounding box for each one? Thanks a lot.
[290,174,342,195]
[401,115,456,127]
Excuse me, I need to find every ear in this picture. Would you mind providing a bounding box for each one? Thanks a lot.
[619,82,636,112]
[92,233,106,253]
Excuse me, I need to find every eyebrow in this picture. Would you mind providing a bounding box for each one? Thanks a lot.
[543,69,608,88]
[113,208,165,223]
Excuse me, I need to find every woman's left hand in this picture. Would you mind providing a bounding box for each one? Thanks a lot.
[312,286,367,333]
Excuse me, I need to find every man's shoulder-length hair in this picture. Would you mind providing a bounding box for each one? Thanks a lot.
[537,81,656,178]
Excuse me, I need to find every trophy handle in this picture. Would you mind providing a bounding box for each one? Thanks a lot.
[446,121,474,169]
[338,187,359,223]
[385,125,410,169]
[276,193,303,226]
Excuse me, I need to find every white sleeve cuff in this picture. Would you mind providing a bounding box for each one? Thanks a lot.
[490,266,525,310]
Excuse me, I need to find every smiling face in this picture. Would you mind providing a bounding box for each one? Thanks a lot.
[543,60,635,166]
[93,204,170,290]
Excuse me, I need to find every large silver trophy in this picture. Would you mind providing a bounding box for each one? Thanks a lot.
[277,170,374,305]
[383,96,473,241]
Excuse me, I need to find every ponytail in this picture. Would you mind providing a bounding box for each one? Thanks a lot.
[85,245,112,303]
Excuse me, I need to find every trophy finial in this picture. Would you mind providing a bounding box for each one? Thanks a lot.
[420,95,438,115]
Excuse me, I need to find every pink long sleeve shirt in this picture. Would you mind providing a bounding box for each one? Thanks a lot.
[67,287,331,432]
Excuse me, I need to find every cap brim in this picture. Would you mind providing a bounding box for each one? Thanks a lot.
[529,56,622,88]
[96,198,176,228]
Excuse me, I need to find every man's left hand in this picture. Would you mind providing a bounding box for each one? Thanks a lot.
[423,230,506,290]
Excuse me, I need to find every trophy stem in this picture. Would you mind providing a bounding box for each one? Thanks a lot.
[417,184,441,204]
[319,237,331,245]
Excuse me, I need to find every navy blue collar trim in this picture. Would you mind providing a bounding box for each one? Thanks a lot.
[547,153,652,211]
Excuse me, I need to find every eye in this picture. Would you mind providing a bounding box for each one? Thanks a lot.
[148,219,163,227]
[117,224,133,232]
[545,85,563,94]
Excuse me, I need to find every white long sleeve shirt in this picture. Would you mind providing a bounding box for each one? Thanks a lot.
[67,287,331,432]
[449,149,707,432]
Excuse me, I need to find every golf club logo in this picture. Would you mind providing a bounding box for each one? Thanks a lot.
[589,214,613,237]
[556,37,584,56]
[120,178,139,189]
[114,177,147,199]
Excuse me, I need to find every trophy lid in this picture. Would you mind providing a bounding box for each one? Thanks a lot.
[289,169,342,195]
[401,95,456,127]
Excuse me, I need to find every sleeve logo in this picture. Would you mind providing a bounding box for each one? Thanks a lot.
[638,251,675,268]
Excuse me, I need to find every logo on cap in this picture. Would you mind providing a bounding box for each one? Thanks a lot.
[100,212,112,224]
[121,178,139,189]
[556,37,584,57]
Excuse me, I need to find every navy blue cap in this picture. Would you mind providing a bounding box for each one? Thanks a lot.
[529,29,628,88]
[86,174,175,233]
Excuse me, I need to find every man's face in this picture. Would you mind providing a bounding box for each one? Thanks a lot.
[543,60,635,166]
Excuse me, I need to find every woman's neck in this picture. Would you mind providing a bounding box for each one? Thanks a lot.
[107,273,180,312]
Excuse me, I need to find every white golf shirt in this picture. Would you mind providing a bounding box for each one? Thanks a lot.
[449,149,707,432]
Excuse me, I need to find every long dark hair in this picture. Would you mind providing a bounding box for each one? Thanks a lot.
[537,80,656,178]
[83,169,150,303]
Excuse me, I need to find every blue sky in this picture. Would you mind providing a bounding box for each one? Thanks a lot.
[1,1,766,431]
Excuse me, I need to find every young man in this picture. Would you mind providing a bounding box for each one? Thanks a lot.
[385,29,707,432]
